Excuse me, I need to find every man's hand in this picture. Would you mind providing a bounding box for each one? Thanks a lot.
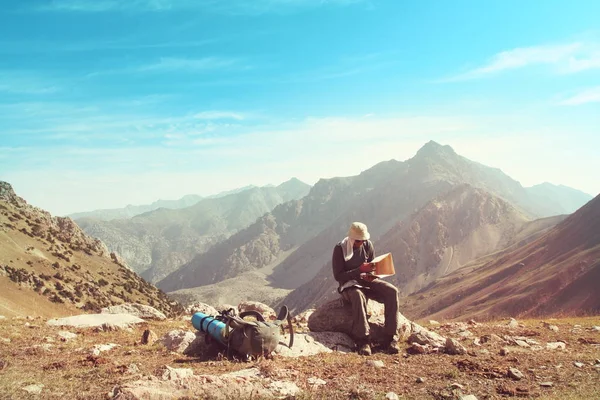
[360,273,377,282]
[359,262,376,273]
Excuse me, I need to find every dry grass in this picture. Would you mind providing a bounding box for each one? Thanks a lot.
[0,315,599,399]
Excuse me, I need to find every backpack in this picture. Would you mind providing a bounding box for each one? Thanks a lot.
[193,305,294,359]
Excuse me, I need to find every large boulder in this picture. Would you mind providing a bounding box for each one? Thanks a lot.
[275,332,355,357]
[238,301,276,320]
[160,330,209,355]
[115,367,301,400]
[185,302,218,317]
[101,303,166,321]
[308,298,413,342]
[47,314,144,329]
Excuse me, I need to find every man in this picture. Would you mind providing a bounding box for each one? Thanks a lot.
[332,222,400,355]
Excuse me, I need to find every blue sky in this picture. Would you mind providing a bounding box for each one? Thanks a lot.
[1,0,599,215]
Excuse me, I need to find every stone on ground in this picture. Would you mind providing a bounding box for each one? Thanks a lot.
[47,314,145,329]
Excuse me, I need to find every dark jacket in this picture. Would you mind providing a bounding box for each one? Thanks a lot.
[332,240,374,288]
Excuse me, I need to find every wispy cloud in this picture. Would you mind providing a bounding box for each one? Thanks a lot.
[138,57,240,72]
[193,111,245,121]
[4,111,600,215]
[37,0,366,14]
[0,72,60,94]
[86,57,243,77]
[559,86,600,105]
[281,52,398,83]
[442,42,600,81]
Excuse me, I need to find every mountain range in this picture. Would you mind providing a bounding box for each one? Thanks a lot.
[73,178,310,283]
[156,141,593,310]
[1,140,596,321]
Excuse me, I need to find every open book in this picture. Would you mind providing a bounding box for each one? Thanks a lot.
[370,252,395,277]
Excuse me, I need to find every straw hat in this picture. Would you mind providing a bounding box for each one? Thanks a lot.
[348,222,370,241]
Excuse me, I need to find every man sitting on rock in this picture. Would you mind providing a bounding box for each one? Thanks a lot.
[332,222,401,355]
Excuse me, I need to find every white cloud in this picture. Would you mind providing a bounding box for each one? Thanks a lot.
[0,72,60,94]
[559,86,600,105]
[193,111,245,121]
[443,42,600,81]
[138,57,240,72]
[4,113,599,215]
[86,57,243,77]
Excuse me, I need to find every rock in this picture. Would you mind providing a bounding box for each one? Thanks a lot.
[573,362,584,368]
[429,320,440,326]
[0,359,7,370]
[540,382,553,387]
[546,342,566,350]
[182,332,210,357]
[268,380,301,397]
[161,366,194,380]
[293,309,315,323]
[275,332,354,357]
[215,304,236,313]
[385,392,400,400]
[57,331,77,341]
[22,384,44,395]
[185,302,218,316]
[0,316,6,320]
[507,318,519,329]
[507,367,524,380]
[0,337,11,344]
[141,329,158,345]
[416,377,426,383]
[47,314,144,329]
[460,396,478,400]
[91,343,118,356]
[160,330,197,354]
[480,334,504,345]
[307,377,327,386]
[119,367,302,399]
[592,326,600,332]
[126,364,140,374]
[101,303,166,320]
[407,343,430,354]
[308,298,416,343]
[408,328,446,349]
[238,301,276,320]
[366,360,385,368]
[515,340,530,348]
[445,338,467,355]
[449,383,464,390]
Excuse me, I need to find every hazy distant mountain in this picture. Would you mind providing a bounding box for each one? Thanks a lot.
[68,194,204,221]
[401,194,600,320]
[68,183,294,221]
[525,182,593,215]
[76,179,311,283]
[0,181,181,318]
[158,141,577,297]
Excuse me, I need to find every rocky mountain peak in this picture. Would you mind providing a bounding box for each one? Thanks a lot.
[414,140,457,160]
[0,181,23,206]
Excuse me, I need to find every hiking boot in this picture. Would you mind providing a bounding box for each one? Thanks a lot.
[357,342,372,356]
[382,338,401,354]
[356,337,372,356]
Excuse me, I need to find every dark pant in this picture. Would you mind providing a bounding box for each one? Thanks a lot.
[341,279,399,340]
